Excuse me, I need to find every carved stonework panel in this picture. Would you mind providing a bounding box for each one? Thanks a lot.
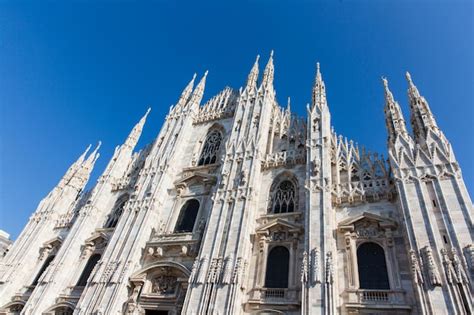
[151,275,178,295]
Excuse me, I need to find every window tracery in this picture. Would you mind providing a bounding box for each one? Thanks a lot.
[270,180,297,214]
[198,130,222,166]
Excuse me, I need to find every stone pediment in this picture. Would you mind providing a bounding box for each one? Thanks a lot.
[174,170,217,196]
[85,231,109,248]
[256,218,303,235]
[338,212,397,233]
[42,236,63,249]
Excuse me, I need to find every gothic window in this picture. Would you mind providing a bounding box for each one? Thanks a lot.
[198,130,222,166]
[104,195,129,228]
[264,246,290,288]
[76,253,101,287]
[174,199,200,233]
[270,180,296,214]
[357,242,390,290]
[351,166,359,182]
[32,255,56,286]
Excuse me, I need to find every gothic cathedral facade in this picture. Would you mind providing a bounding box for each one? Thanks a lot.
[0,53,472,315]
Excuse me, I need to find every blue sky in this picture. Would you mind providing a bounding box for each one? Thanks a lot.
[1,1,473,239]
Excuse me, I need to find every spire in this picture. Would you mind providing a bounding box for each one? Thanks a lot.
[261,50,274,88]
[246,55,260,90]
[176,73,197,108]
[75,142,101,185]
[312,62,327,110]
[382,77,409,144]
[124,108,151,149]
[61,142,100,191]
[188,71,208,106]
[405,71,440,142]
[58,144,92,187]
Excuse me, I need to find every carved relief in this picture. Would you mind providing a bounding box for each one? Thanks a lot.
[409,249,424,285]
[151,275,178,294]
[325,251,334,284]
[311,247,321,284]
[422,246,441,286]
[301,251,308,283]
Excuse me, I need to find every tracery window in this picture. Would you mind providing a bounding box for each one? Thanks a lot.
[32,255,56,286]
[174,199,200,233]
[270,180,296,214]
[198,130,222,166]
[104,195,128,228]
[357,242,390,289]
[76,253,101,287]
[264,246,290,288]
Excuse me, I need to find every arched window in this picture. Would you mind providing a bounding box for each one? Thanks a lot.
[32,255,56,286]
[174,199,200,233]
[270,180,296,214]
[76,254,101,287]
[198,130,222,166]
[55,307,74,315]
[357,242,390,289]
[104,195,128,228]
[264,246,289,288]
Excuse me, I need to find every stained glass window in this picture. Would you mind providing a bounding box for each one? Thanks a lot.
[198,131,222,166]
[270,180,296,214]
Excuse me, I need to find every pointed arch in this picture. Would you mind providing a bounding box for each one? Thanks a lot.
[198,127,223,166]
[268,172,298,214]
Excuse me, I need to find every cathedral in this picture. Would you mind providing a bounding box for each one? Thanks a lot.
[0,52,472,315]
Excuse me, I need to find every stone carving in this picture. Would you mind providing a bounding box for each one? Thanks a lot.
[325,251,333,284]
[197,255,209,284]
[311,247,321,284]
[464,244,474,271]
[441,248,454,284]
[188,258,199,284]
[355,221,381,238]
[222,255,234,284]
[409,249,424,285]
[451,248,467,284]
[422,246,441,286]
[151,275,177,294]
[301,251,308,283]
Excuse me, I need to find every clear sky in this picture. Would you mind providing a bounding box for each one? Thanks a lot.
[1,1,473,239]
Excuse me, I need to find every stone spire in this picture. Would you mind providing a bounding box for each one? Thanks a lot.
[246,55,260,90]
[261,50,274,89]
[312,62,327,111]
[188,71,208,107]
[177,73,197,108]
[124,108,151,149]
[382,77,409,144]
[58,144,92,187]
[69,142,101,191]
[405,71,441,142]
